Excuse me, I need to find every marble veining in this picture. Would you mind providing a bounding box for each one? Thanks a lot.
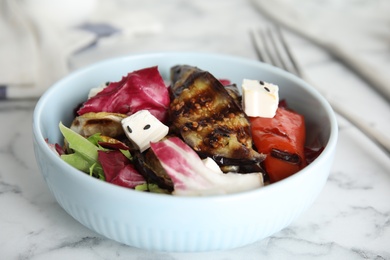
[1,0,390,259]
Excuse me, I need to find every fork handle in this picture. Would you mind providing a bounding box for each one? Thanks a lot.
[330,101,390,156]
[328,44,390,103]
[300,75,390,156]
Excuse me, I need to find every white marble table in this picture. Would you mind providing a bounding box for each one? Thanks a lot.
[1,0,390,259]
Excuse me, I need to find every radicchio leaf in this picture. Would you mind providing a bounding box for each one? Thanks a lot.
[98,150,145,188]
[150,137,263,196]
[45,138,64,156]
[304,146,324,164]
[77,66,170,123]
[219,79,231,86]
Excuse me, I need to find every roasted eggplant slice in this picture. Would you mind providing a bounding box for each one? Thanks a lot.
[169,65,265,172]
[133,150,174,192]
[224,83,242,105]
[70,112,127,137]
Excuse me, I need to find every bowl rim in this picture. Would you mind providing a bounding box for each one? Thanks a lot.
[33,51,338,203]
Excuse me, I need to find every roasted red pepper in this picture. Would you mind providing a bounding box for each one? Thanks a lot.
[250,107,306,183]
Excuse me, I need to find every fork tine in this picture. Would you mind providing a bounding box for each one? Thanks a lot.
[250,26,290,71]
[250,28,273,65]
[266,26,290,71]
[251,25,303,77]
[274,26,303,77]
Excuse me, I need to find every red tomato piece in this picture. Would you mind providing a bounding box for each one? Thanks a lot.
[249,107,306,183]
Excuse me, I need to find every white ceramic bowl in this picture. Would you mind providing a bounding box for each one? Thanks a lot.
[33,52,338,252]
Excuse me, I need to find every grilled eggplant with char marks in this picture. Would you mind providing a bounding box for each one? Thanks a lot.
[169,65,265,173]
[133,149,174,192]
[70,112,127,138]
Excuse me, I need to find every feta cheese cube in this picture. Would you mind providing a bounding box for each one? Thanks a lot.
[241,79,279,118]
[202,157,222,173]
[121,110,169,152]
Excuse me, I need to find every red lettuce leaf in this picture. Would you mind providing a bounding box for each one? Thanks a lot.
[278,99,288,108]
[111,164,146,189]
[98,150,145,188]
[55,143,65,155]
[219,79,231,86]
[304,146,324,164]
[77,66,170,123]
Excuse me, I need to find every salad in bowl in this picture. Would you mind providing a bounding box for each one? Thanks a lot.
[48,64,322,196]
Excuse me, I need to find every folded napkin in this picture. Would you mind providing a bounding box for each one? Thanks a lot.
[0,0,161,99]
[251,0,390,102]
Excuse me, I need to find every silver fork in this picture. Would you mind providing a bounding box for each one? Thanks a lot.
[250,25,390,157]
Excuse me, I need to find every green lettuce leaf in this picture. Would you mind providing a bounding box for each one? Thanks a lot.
[59,122,105,180]
[135,183,170,194]
[59,122,99,162]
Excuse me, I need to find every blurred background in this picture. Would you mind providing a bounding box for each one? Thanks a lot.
[2,0,389,100]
